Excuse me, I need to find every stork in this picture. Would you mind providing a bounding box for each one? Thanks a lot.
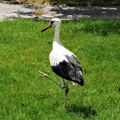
[41,18,84,106]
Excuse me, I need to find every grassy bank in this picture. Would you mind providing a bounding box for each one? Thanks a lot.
[0,19,120,120]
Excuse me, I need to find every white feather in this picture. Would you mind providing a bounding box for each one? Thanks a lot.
[49,41,74,66]
[72,82,78,86]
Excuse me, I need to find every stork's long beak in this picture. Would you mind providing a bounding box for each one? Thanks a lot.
[41,24,51,32]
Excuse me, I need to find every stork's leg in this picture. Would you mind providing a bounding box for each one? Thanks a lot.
[64,81,69,98]
[39,71,70,107]
[60,79,66,88]
[61,80,69,107]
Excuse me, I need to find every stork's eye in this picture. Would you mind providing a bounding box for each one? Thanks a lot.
[50,21,54,24]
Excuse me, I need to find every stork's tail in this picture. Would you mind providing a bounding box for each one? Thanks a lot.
[72,82,78,86]
[72,77,84,86]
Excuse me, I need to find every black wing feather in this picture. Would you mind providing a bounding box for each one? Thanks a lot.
[51,55,84,85]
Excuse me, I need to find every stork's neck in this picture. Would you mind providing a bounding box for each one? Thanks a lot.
[53,24,61,45]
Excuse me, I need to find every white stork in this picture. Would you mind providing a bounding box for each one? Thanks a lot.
[41,18,84,105]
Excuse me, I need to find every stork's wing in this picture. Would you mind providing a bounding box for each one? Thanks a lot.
[51,55,84,85]
[65,55,83,72]
[66,55,84,84]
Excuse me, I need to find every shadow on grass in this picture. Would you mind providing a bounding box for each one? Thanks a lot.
[67,104,96,118]
[51,6,120,19]
[81,20,120,36]
[63,19,120,37]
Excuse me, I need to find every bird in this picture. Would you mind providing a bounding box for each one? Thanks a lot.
[41,18,84,106]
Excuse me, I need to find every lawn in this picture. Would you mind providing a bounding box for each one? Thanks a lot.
[0,19,120,120]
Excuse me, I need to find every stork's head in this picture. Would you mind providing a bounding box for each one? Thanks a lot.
[41,18,61,32]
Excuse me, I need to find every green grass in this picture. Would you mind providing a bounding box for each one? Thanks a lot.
[0,19,120,120]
